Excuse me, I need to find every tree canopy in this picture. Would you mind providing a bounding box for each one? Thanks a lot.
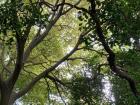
[0,0,140,105]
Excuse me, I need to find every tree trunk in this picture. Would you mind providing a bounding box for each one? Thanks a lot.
[0,83,15,105]
[0,90,11,105]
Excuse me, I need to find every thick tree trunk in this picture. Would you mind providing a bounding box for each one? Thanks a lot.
[0,93,15,105]
[0,92,15,105]
[0,82,15,105]
[0,89,11,105]
[1,95,10,105]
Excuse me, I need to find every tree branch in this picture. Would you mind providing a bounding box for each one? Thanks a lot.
[23,0,82,63]
[57,1,88,13]
[67,57,87,61]
[23,68,65,86]
[89,0,139,97]
[62,0,81,15]
[54,81,66,105]
[15,29,91,99]
[23,0,65,63]
[7,24,31,90]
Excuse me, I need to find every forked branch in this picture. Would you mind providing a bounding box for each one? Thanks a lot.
[15,29,91,99]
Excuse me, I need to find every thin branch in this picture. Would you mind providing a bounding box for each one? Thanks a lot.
[54,82,67,105]
[57,1,88,13]
[62,0,81,15]
[86,48,107,56]
[47,75,65,86]
[23,68,65,86]
[39,0,54,9]
[24,61,49,67]
[44,78,51,105]
[67,57,87,61]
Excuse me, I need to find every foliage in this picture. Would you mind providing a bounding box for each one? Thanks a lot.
[69,64,103,105]
[0,0,140,105]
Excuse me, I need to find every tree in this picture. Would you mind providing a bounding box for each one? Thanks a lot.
[0,0,140,105]
[0,0,86,104]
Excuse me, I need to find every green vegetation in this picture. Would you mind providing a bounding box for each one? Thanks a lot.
[0,0,140,105]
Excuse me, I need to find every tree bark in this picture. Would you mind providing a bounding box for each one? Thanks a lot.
[0,82,12,105]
